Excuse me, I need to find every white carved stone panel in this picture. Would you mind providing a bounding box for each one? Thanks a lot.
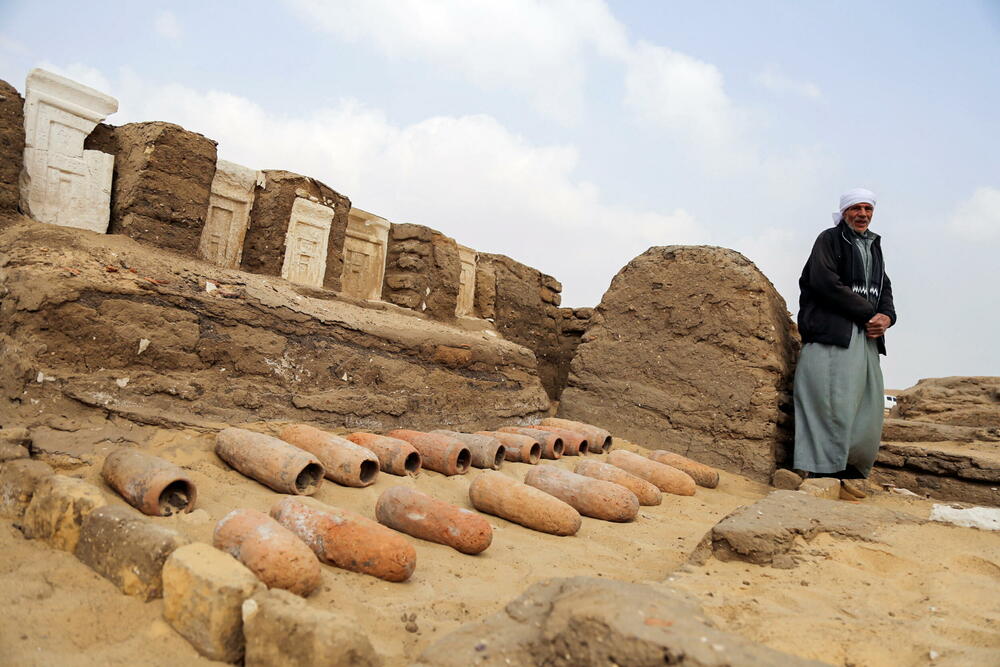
[341,208,389,300]
[20,68,118,232]
[281,197,334,288]
[456,244,477,317]
[198,160,262,268]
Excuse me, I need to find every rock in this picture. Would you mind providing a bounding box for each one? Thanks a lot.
[872,467,1000,508]
[477,253,567,400]
[242,589,382,667]
[0,459,54,520]
[559,246,799,482]
[74,505,189,600]
[771,468,803,490]
[882,417,1000,443]
[0,79,24,212]
[0,442,29,462]
[413,577,822,666]
[242,170,350,291]
[872,440,1000,507]
[19,474,107,551]
[162,542,263,663]
[894,376,1000,428]
[383,223,460,322]
[107,121,218,256]
[798,478,841,499]
[0,219,549,434]
[691,490,920,567]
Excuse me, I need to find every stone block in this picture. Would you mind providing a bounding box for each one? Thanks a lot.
[455,244,477,317]
[198,160,262,268]
[341,207,389,300]
[19,68,118,231]
[0,427,32,461]
[382,223,461,322]
[771,468,803,490]
[0,458,53,520]
[75,504,189,600]
[20,474,107,551]
[242,589,381,667]
[162,542,263,663]
[0,79,25,212]
[109,121,218,254]
[798,478,841,499]
[242,170,350,290]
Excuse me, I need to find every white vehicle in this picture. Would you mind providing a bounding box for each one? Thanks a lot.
[884,394,898,411]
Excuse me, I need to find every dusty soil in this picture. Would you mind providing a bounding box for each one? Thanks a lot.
[3,427,999,666]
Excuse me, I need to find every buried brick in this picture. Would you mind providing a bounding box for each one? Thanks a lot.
[75,505,189,600]
[242,589,382,667]
[20,474,107,551]
[0,459,54,521]
[162,542,263,663]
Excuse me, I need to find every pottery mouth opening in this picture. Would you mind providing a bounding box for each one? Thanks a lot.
[158,480,194,516]
[295,462,325,494]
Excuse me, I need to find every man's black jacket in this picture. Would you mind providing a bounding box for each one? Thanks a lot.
[797,220,896,355]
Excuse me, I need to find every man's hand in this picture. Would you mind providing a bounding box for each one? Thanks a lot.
[866,313,891,338]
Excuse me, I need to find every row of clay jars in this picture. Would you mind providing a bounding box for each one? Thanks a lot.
[524,465,639,522]
[346,432,421,477]
[495,427,563,459]
[213,508,322,596]
[387,430,471,476]
[469,471,581,536]
[216,428,325,495]
[279,424,380,487]
[607,450,697,496]
[479,431,542,463]
[540,417,613,454]
[519,424,589,455]
[431,430,505,470]
[375,486,492,554]
[271,496,417,582]
[101,448,197,516]
[574,459,662,506]
[647,450,720,488]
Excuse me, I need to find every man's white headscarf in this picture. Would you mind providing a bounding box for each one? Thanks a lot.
[833,188,877,223]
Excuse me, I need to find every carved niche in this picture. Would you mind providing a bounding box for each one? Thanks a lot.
[340,208,390,300]
[20,68,118,232]
[198,160,262,268]
[281,197,335,288]
[456,244,477,317]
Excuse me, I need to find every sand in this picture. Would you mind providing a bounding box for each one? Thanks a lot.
[2,431,999,666]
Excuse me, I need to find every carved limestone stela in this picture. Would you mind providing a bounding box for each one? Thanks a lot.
[20,68,118,232]
[198,160,263,268]
[456,244,477,317]
[281,197,334,288]
[341,208,390,301]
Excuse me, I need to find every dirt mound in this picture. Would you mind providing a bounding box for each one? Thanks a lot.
[0,216,549,436]
[895,376,1000,427]
[414,576,822,666]
[558,246,799,482]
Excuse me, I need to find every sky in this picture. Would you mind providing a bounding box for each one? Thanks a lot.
[1,1,998,390]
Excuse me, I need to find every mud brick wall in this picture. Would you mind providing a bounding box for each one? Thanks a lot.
[0,79,25,212]
[382,223,460,322]
[104,122,217,255]
[242,170,351,291]
[556,307,593,396]
[476,253,565,399]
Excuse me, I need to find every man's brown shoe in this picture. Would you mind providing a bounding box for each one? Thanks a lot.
[841,479,867,499]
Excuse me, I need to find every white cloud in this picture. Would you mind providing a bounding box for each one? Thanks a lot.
[755,66,822,100]
[949,186,1000,242]
[36,61,113,95]
[288,0,628,125]
[105,70,707,306]
[154,10,182,41]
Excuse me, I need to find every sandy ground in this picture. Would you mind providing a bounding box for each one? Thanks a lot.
[2,429,999,666]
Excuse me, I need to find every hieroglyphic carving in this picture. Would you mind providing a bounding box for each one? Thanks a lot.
[456,244,477,316]
[341,208,389,300]
[20,68,118,232]
[281,198,334,288]
[198,160,263,268]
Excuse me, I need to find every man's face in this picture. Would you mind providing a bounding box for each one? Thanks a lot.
[843,202,874,233]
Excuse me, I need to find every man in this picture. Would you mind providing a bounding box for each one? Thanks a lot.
[792,188,896,498]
